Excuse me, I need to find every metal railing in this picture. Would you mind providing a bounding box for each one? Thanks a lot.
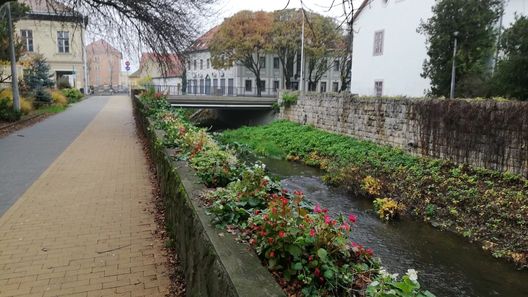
[148,84,279,98]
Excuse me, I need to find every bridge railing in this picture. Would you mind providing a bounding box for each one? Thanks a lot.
[148,84,279,98]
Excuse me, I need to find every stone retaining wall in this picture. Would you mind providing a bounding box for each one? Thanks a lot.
[133,97,285,297]
[280,93,528,177]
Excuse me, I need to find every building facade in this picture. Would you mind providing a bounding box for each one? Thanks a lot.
[130,53,183,93]
[16,0,87,90]
[86,39,122,88]
[185,26,343,97]
[350,0,528,97]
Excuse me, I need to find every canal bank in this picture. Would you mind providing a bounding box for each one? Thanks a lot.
[242,154,528,297]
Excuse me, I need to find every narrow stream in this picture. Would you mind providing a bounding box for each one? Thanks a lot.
[247,156,528,297]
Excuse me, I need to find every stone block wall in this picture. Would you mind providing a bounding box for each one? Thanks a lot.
[280,93,528,177]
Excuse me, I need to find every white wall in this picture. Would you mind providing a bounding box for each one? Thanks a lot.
[351,0,435,97]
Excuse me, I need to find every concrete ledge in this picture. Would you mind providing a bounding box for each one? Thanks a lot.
[132,96,285,297]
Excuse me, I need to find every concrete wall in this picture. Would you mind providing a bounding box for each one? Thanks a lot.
[280,93,528,177]
[133,96,285,297]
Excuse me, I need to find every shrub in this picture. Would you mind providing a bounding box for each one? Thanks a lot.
[282,91,299,107]
[247,192,379,296]
[0,88,33,115]
[207,163,280,227]
[51,90,68,107]
[362,176,382,196]
[373,198,405,222]
[57,76,71,89]
[191,148,240,187]
[61,88,83,103]
[35,88,52,103]
[0,98,22,122]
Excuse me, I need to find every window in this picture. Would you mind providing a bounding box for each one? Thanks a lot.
[320,82,327,93]
[259,57,266,69]
[57,31,69,53]
[187,61,191,70]
[332,82,339,92]
[374,81,383,96]
[333,60,340,71]
[206,59,210,69]
[273,80,280,92]
[259,80,266,92]
[200,59,203,70]
[245,80,252,92]
[373,30,384,56]
[21,30,33,52]
[273,57,280,69]
[199,79,204,94]
[193,60,197,70]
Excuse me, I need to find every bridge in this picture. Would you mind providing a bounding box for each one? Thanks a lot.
[150,85,279,109]
[167,95,278,109]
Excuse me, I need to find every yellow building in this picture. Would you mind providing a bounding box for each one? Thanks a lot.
[16,0,88,90]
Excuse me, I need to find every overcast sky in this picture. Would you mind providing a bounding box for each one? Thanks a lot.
[121,0,362,72]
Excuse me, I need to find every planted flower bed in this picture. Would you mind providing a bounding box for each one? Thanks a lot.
[219,121,528,268]
[136,89,434,297]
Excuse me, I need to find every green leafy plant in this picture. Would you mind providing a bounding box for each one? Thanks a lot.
[373,198,405,222]
[281,91,299,107]
[61,88,83,103]
[367,268,435,297]
[0,98,22,122]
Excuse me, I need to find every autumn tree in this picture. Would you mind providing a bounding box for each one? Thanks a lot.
[303,12,341,91]
[0,2,29,83]
[492,16,528,100]
[210,10,272,97]
[419,0,503,97]
[271,9,301,89]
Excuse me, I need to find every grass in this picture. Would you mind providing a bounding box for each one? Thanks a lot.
[33,104,67,115]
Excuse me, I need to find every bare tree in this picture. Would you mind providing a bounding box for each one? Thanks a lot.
[35,0,216,72]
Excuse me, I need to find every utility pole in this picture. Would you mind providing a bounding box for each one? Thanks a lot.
[6,2,20,111]
[299,8,305,93]
[450,31,459,99]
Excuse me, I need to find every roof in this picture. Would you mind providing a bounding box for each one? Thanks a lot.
[20,0,70,14]
[139,53,183,77]
[189,26,220,52]
[87,39,122,58]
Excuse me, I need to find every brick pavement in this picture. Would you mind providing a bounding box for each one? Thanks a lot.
[0,96,170,297]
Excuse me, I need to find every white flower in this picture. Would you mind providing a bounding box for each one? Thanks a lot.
[407,269,418,282]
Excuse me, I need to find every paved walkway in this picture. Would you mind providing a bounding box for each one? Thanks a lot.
[0,96,170,297]
[0,96,109,215]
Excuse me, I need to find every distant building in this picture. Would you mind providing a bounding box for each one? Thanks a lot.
[185,25,343,97]
[16,0,88,90]
[350,0,528,97]
[86,39,122,88]
[131,53,183,92]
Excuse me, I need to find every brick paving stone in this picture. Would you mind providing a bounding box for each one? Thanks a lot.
[0,96,170,297]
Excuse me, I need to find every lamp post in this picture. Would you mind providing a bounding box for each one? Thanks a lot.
[450,31,459,99]
[299,8,305,93]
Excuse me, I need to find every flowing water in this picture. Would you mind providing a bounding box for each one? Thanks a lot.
[247,155,528,297]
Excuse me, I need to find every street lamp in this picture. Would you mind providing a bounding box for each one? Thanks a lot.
[450,31,459,99]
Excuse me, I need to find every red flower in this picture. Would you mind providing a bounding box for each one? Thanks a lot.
[268,237,274,244]
[293,190,303,196]
[263,214,269,220]
[281,197,288,206]
[249,238,256,245]
[255,210,261,215]
[348,214,357,223]
[278,231,286,238]
[314,204,322,213]
[269,251,275,258]
[366,248,374,256]
[324,215,331,225]
[314,268,320,277]
[308,255,313,262]
[309,229,316,237]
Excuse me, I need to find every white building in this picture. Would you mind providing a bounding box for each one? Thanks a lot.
[185,26,343,96]
[350,0,527,97]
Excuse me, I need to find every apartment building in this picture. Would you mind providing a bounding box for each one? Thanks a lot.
[86,39,122,88]
[16,0,88,90]
[185,26,342,97]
